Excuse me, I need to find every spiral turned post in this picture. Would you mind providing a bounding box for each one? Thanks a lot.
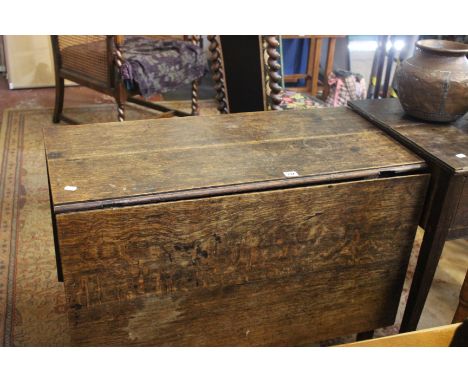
[114,36,126,122]
[264,36,282,111]
[207,35,229,114]
[190,35,201,116]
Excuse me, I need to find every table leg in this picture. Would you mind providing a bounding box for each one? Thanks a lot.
[453,270,468,323]
[400,174,464,333]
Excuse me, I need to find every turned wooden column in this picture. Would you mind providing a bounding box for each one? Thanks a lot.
[190,35,201,116]
[264,35,282,111]
[207,35,229,114]
[113,35,126,122]
[210,35,282,113]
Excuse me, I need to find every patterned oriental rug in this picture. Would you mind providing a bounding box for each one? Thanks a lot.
[0,101,421,346]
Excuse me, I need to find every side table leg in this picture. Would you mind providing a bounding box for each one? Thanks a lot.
[453,270,468,323]
[400,174,463,333]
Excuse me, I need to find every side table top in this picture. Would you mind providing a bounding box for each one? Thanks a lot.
[349,98,468,174]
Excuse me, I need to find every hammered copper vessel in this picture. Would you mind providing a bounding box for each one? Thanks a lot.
[395,39,468,122]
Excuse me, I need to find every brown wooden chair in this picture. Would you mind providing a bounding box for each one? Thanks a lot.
[51,35,203,124]
[282,35,343,100]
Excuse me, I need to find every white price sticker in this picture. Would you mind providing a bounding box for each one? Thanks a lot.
[283,171,299,178]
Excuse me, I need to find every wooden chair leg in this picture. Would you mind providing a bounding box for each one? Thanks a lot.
[53,77,64,123]
[207,35,229,114]
[310,38,323,96]
[115,85,126,122]
[113,36,126,122]
[191,79,200,116]
[321,38,337,101]
[117,102,125,122]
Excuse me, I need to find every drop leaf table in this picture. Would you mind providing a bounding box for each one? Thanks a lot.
[44,107,429,345]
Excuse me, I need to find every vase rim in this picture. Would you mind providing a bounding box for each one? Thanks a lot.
[416,39,468,55]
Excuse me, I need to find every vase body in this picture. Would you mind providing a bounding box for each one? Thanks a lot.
[395,39,468,122]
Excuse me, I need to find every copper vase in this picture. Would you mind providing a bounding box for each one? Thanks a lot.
[395,39,468,122]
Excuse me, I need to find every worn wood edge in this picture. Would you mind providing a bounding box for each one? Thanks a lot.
[448,175,467,230]
[448,226,468,240]
[45,130,427,163]
[339,323,461,347]
[348,100,460,175]
[44,146,64,282]
[41,106,361,136]
[53,164,428,214]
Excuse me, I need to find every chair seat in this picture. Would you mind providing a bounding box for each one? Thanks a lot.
[279,90,326,110]
[61,36,206,98]
[121,36,206,98]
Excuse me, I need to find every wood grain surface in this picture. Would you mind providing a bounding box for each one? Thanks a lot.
[349,98,468,173]
[57,174,429,346]
[43,107,424,209]
[451,176,468,232]
[349,99,468,239]
[349,98,468,333]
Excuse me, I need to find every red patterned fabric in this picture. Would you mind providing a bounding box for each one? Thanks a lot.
[325,70,367,107]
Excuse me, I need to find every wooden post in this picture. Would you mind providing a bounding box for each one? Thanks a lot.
[264,36,282,111]
[207,35,229,114]
[190,35,201,116]
[309,38,323,96]
[113,35,126,122]
[322,38,337,100]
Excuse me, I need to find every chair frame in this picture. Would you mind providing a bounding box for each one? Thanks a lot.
[51,35,202,124]
[207,35,283,113]
[282,35,342,99]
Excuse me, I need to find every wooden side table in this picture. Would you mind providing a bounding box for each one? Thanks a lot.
[350,98,468,332]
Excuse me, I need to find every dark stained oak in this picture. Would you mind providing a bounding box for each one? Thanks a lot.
[57,175,428,346]
[349,98,468,333]
[453,271,468,323]
[44,106,430,345]
[349,98,468,173]
[44,107,424,209]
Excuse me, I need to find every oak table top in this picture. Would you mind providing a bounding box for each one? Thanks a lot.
[350,98,468,174]
[43,107,425,213]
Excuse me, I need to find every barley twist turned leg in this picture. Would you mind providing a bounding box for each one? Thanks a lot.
[117,103,125,122]
[114,36,126,122]
[191,80,200,116]
[208,35,229,114]
[264,36,282,111]
[190,35,201,116]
